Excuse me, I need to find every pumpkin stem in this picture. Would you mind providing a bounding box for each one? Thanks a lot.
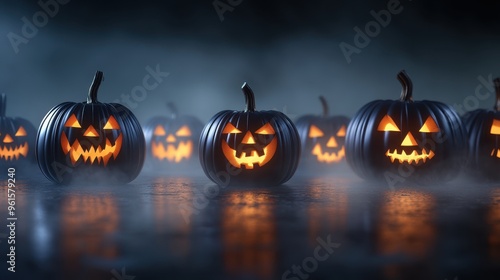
[87,70,104,104]
[0,93,6,117]
[494,77,500,111]
[242,82,256,112]
[166,102,178,119]
[319,96,329,117]
[397,70,413,102]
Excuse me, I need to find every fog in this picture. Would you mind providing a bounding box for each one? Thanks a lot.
[1,0,500,127]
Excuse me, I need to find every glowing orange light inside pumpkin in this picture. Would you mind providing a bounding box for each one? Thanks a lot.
[3,134,13,143]
[255,123,275,135]
[15,126,27,137]
[491,119,500,135]
[83,125,99,137]
[175,125,192,137]
[222,123,241,134]
[60,115,122,166]
[308,125,324,138]
[222,122,277,169]
[378,115,400,132]
[379,115,440,165]
[64,114,81,128]
[154,125,166,136]
[419,116,439,133]
[103,116,120,130]
[151,125,194,162]
[336,125,346,137]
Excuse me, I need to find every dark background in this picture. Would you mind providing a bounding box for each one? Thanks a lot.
[1,1,500,280]
[1,0,500,124]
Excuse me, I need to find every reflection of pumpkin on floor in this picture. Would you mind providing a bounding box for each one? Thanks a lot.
[488,188,500,260]
[376,190,436,278]
[222,192,277,280]
[60,195,119,276]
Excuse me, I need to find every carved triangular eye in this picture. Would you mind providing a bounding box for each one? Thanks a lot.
[176,125,192,137]
[336,125,346,137]
[15,126,27,137]
[154,125,166,136]
[255,123,275,135]
[491,119,500,135]
[223,123,241,134]
[377,115,400,132]
[64,114,81,128]
[308,125,324,138]
[103,116,120,130]
[419,116,439,133]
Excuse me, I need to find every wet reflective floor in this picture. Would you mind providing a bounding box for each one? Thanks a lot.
[1,168,500,280]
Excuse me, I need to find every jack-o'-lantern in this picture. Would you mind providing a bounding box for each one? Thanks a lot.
[0,93,36,166]
[295,96,350,168]
[36,71,146,184]
[199,82,300,186]
[345,70,468,184]
[144,102,203,169]
[462,78,500,180]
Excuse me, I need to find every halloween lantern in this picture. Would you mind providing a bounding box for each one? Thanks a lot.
[462,77,500,180]
[0,93,36,166]
[36,71,145,184]
[143,102,203,170]
[345,70,468,184]
[295,96,350,168]
[199,82,300,186]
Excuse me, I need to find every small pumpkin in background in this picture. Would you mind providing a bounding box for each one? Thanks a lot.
[199,82,300,186]
[345,70,468,184]
[36,71,146,184]
[0,93,36,167]
[462,77,500,180]
[295,96,350,169]
[143,102,203,170]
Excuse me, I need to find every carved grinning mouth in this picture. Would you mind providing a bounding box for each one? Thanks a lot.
[222,138,277,169]
[61,132,122,166]
[151,141,192,162]
[385,149,435,164]
[311,143,345,163]
[0,142,28,160]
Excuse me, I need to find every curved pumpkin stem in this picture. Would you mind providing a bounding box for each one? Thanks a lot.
[166,102,178,119]
[242,82,256,112]
[87,70,104,104]
[319,96,329,117]
[397,70,413,102]
[494,77,500,111]
[0,93,6,117]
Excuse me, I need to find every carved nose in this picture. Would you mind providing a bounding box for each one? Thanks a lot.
[401,132,418,146]
[166,134,176,143]
[241,131,256,144]
[326,136,338,148]
[83,125,99,137]
[3,134,13,143]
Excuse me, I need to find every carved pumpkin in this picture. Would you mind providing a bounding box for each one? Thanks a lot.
[199,82,300,186]
[0,93,36,166]
[36,71,146,184]
[143,102,203,169]
[462,78,500,180]
[295,96,350,168]
[345,70,468,184]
